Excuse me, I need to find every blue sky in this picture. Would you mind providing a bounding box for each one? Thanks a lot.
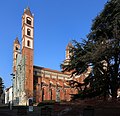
[0,0,108,88]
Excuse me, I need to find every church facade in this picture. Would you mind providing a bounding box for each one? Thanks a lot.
[12,8,87,105]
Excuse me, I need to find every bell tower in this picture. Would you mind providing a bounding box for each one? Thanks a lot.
[22,7,34,98]
[65,42,73,63]
[62,42,73,74]
[13,37,20,72]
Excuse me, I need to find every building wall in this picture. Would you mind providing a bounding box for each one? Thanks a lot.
[21,8,34,100]
[12,7,87,106]
[5,87,12,104]
[12,8,34,106]
[33,66,78,103]
[5,90,8,104]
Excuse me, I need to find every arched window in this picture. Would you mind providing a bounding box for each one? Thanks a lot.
[42,88,44,101]
[26,17,31,25]
[16,47,18,50]
[27,29,31,36]
[27,40,30,47]
[16,54,18,59]
[49,89,52,100]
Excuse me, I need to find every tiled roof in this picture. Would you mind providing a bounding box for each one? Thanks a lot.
[33,65,70,75]
[24,7,33,16]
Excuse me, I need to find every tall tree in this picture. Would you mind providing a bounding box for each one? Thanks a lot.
[0,77,4,97]
[61,0,120,100]
[88,0,120,99]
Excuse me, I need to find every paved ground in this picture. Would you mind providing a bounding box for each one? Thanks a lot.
[1,106,120,116]
[0,108,16,116]
[1,100,120,116]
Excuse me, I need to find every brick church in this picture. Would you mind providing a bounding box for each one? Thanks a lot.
[12,7,90,105]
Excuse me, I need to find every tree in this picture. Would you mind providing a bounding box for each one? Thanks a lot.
[88,0,120,99]
[0,77,4,97]
[61,0,120,100]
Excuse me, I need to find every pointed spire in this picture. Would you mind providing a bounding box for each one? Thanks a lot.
[14,37,20,44]
[24,7,33,17]
[66,42,72,50]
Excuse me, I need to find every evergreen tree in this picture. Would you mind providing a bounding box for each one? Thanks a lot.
[61,0,120,100]
[0,77,4,97]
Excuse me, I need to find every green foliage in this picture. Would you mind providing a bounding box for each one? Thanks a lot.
[61,0,120,100]
[0,77,4,96]
[61,40,88,76]
[88,0,120,99]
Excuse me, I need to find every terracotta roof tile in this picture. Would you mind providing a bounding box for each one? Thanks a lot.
[24,7,33,17]
[33,65,70,75]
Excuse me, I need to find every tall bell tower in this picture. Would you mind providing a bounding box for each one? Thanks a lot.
[13,37,20,72]
[62,42,73,74]
[66,42,72,60]
[22,7,34,98]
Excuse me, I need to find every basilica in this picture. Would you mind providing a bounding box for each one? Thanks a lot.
[12,7,89,105]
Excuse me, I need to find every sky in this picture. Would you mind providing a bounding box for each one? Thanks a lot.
[0,0,108,88]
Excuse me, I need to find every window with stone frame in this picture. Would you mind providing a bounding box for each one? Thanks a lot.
[27,40,30,47]
[26,17,31,25]
[27,29,31,36]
